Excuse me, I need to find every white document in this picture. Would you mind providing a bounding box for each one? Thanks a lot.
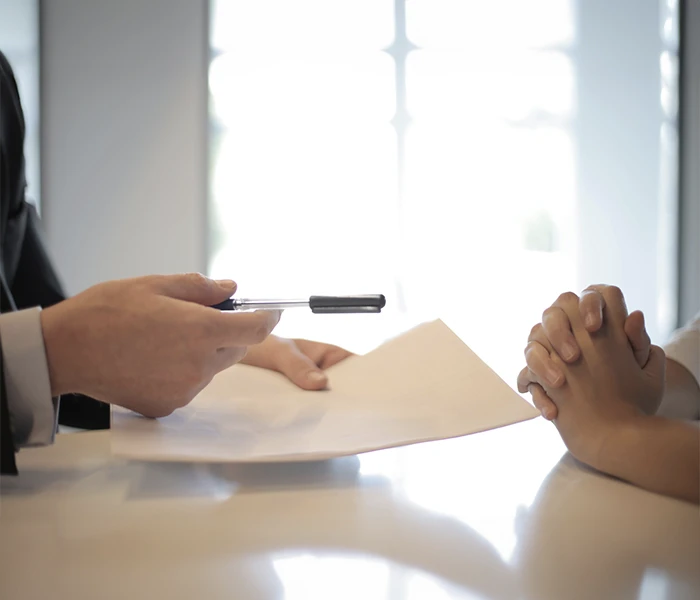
[111,320,539,462]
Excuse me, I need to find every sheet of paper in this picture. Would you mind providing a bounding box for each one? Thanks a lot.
[111,320,539,462]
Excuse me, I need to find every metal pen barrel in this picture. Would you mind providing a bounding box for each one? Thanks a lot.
[232,299,309,311]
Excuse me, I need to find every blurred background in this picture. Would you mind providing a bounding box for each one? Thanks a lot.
[1,0,698,386]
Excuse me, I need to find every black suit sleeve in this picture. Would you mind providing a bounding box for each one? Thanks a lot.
[2,186,109,430]
[6,201,65,311]
[1,339,18,475]
[4,201,109,429]
[1,51,109,431]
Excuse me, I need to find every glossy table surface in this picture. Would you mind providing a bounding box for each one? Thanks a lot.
[1,418,698,600]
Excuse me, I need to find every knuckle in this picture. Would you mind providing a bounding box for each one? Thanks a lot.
[529,323,543,340]
[541,306,556,320]
[137,274,165,291]
[137,274,157,286]
[524,341,541,361]
[556,291,579,307]
[541,306,565,327]
[604,285,624,303]
[524,353,540,373]
[541,306,559,318]
[517,366,533,391]
[186,272,210,288]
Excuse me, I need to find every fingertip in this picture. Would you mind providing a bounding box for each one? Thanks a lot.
[215,279,237,293]
[536,401,557,420]
[304,370,328,390]
[257,309,282,328]
[625,310,650,345]
[626,310,645,330]
[531,392,552,421]
[580,289,605,331]
[531,388,557,420]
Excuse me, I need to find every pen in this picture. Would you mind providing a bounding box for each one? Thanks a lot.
[211,294,386,314]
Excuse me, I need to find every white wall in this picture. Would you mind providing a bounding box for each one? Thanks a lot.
[41,0,208,295]
[573,0,673,342]
[0,0,40,206]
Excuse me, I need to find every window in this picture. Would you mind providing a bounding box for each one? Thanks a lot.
[209,0,679,383]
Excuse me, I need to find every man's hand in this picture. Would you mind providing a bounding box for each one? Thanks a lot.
[41,274,281,418]
[517,285,654,419]
[524,291,666,469]
[241,335,353,390]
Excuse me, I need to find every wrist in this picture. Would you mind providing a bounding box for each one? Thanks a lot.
[40,302,81,396]
[594,415,657,479]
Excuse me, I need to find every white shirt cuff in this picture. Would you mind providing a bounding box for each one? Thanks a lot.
[0,307,58,447]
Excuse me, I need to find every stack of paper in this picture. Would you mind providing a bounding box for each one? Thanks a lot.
[111,320,538,462]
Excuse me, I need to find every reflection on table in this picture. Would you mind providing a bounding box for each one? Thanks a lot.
[1,418,698,600]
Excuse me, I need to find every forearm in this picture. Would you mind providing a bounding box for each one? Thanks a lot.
[599,416,699,504]
[656,358,700,420]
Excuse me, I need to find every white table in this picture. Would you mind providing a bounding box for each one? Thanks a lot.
[1,418,698,600]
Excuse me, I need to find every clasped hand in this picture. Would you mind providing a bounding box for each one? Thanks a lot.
[517,285,665,468]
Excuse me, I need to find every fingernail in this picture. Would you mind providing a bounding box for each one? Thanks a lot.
[546,368,562,386]
[585,314,596,328]
[561,343,577,361]
[216,279,236,290]
[540,408,548,419]
[308,371,327,384]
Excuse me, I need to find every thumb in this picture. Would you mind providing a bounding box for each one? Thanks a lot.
[149,273,237,305]
[529,383,558,421]
[643,344,666,382]
[624,310,651,368]
[277,345,329,391]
